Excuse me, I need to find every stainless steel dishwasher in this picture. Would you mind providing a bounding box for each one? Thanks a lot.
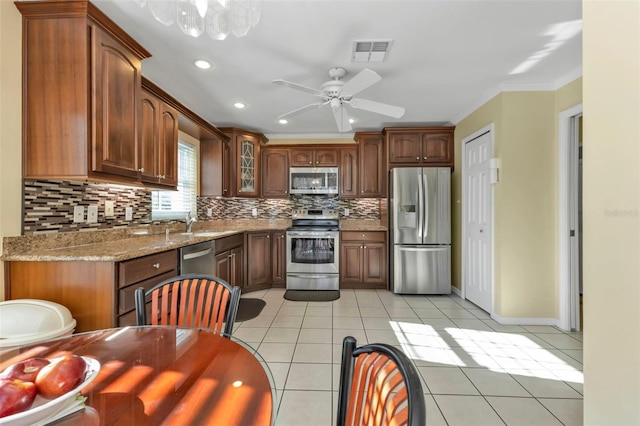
[179,240,216,275]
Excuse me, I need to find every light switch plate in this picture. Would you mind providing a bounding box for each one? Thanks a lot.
[125,207,133,221]
[73,206,84,223]
[207,208,213,217]
[104,200,115,217]
[344,208,350,216]
[87,205,98,223]
[252,208,258,217]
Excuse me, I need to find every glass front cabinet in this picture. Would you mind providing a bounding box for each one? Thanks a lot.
[219,128,267,197]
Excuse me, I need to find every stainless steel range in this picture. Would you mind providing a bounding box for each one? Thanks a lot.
[286,208,340,290]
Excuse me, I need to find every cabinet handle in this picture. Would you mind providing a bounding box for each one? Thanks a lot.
[152,263,160,269]
[284,190,288,194]
[364,245,367,249]
[416,157,419,160]
[361,190,364,193]
[138,168,145,173]
[362,234,365,237]
[267,235,270,239]
[423,157,427,160]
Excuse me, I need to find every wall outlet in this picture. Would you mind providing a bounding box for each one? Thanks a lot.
[344,208,350,217]
[73,206,84,223]
[251,208,258,217]
[207,208,213,217]
[125,207,133,221]
[87,205,98,223]
[104,200,115,217]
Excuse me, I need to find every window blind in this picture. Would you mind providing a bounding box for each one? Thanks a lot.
[151,141,197,220]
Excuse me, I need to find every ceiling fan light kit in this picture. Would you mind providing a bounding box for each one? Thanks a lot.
[135,0,261,40]
[272,67,405,133]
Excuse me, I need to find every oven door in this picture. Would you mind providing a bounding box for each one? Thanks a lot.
[286,230,339,275]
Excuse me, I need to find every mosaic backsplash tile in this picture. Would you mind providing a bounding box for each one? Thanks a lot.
[23,180,382,234]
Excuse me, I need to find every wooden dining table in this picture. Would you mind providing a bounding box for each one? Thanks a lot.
[0,326,276,425]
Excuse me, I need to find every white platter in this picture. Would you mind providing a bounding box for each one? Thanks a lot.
[0,356,100,426]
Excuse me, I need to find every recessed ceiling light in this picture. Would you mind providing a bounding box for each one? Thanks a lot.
[279,119,288,124]
[349,118,355,124]
[194,60,212,69]
[234,102,246,109]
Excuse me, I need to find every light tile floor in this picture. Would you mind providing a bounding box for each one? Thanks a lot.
[234,289,583,426]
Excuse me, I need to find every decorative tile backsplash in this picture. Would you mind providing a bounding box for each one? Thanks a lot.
[23,180,382,234]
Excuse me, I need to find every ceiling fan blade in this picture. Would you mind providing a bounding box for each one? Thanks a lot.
[278,102,326,119]
[332,104,352,132]
[272,79,324,96]
[342,68,382,96]
[349,98,405,118]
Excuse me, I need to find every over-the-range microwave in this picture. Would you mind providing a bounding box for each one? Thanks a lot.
[289,167,339,195]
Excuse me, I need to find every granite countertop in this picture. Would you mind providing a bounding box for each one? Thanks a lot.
[340,219,387,232]
[1,219,290,262]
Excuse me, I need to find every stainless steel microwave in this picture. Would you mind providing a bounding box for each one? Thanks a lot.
[289,167,339,195]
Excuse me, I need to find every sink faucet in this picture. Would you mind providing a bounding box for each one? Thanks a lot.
[185,211,197,233]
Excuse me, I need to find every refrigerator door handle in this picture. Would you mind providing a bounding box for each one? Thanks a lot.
[417,169,424,238]
[423,170,429,240]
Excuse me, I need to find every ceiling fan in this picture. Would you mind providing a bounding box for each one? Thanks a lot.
[272,67,405,132]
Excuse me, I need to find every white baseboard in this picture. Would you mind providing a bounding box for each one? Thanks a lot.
[491,313,561,328]
[451,286,462,297]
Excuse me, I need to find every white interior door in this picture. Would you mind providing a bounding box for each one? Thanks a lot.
[464,130,493,312]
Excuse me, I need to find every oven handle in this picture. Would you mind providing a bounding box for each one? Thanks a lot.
[286,231,338,238]
[287,273,339,279]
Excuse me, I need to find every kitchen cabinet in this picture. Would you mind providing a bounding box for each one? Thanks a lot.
[17,1,151,184]
[290,148,339,167]
[139,80,179,188]
[219,128,268,197]
[214,234,244,289]
[271,231,287,286]
[339,147,359,198]
[261,148,290,198]
[385,127,454,168]
[4,249,178,332]
[356,132,385,197]
[340,231,387,289]
[245,232,272,291]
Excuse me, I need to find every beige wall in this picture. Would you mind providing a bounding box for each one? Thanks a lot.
[267,138,355,145]
[0,1,23,301]
[583,0,639,424]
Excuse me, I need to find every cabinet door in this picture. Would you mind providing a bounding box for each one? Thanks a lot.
[246,232,271,288]
[262,149,289,198]
[290,149,314,166]
[92,26,141,179]
[339,147,358,198]
[340,243,363,283]
[222,138,235,197]
[236,136,260,197]
[230,246,244,288]
[387,132,421,164]
[358,134,384,197]
[157,103,179,187]
[215,251,231,284]
[139,92,159,183]
[271,231,286,284]
[315,149,339,166]
[363,242,386,284]
[422,132,453,165]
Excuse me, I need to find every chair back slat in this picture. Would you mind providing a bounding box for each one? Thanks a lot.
[134,274,240,337]
[338,336,426,426]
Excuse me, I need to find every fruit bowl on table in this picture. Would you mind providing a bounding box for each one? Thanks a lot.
[0,357,100,426]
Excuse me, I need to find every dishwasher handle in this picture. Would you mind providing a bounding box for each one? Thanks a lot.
[182,248,212,260]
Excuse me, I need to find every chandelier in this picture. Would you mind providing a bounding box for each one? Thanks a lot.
[134,0,261,40]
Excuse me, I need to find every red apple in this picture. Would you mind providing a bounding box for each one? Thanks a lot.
[35,355,87,399]
[0,378,37,418]
[0,358,50,383]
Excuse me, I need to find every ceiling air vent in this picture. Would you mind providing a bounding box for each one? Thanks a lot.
[352,40,392,63]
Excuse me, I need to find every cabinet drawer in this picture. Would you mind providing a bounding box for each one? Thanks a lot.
[215,233,244,254]
[118,250,178,288]
[341,231,386,243]
[118,309,139,327]
[118,270,177,315]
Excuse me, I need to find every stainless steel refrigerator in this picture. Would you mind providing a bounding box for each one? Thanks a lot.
[390,167,451,294]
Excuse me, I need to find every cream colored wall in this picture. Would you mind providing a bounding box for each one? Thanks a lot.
[583,1,639,424]
[267,138,355,145]
[0,2,23,301]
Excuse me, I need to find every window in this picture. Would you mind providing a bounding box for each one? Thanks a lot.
[152,140,197,220]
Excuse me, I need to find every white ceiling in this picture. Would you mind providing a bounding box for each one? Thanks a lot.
[92,0,582,139]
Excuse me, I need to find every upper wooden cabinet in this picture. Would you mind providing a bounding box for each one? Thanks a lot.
[219,128,268,198]
[355,132,385,197]
[261,148,289,198]
[385,127,454,168]
[339,147,358,198]
[140,80,179,188]
[17,1,151,184]
[290,148,339,167]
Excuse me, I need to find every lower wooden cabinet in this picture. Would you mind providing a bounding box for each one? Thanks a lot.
[245,231,272,292]
[271,231,287,286]
[340,231,387,289]
[214,234,244,289]
[5,249,178,332]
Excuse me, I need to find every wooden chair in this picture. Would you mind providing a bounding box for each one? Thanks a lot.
[337,336,426,426]
[134,274,241,336]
